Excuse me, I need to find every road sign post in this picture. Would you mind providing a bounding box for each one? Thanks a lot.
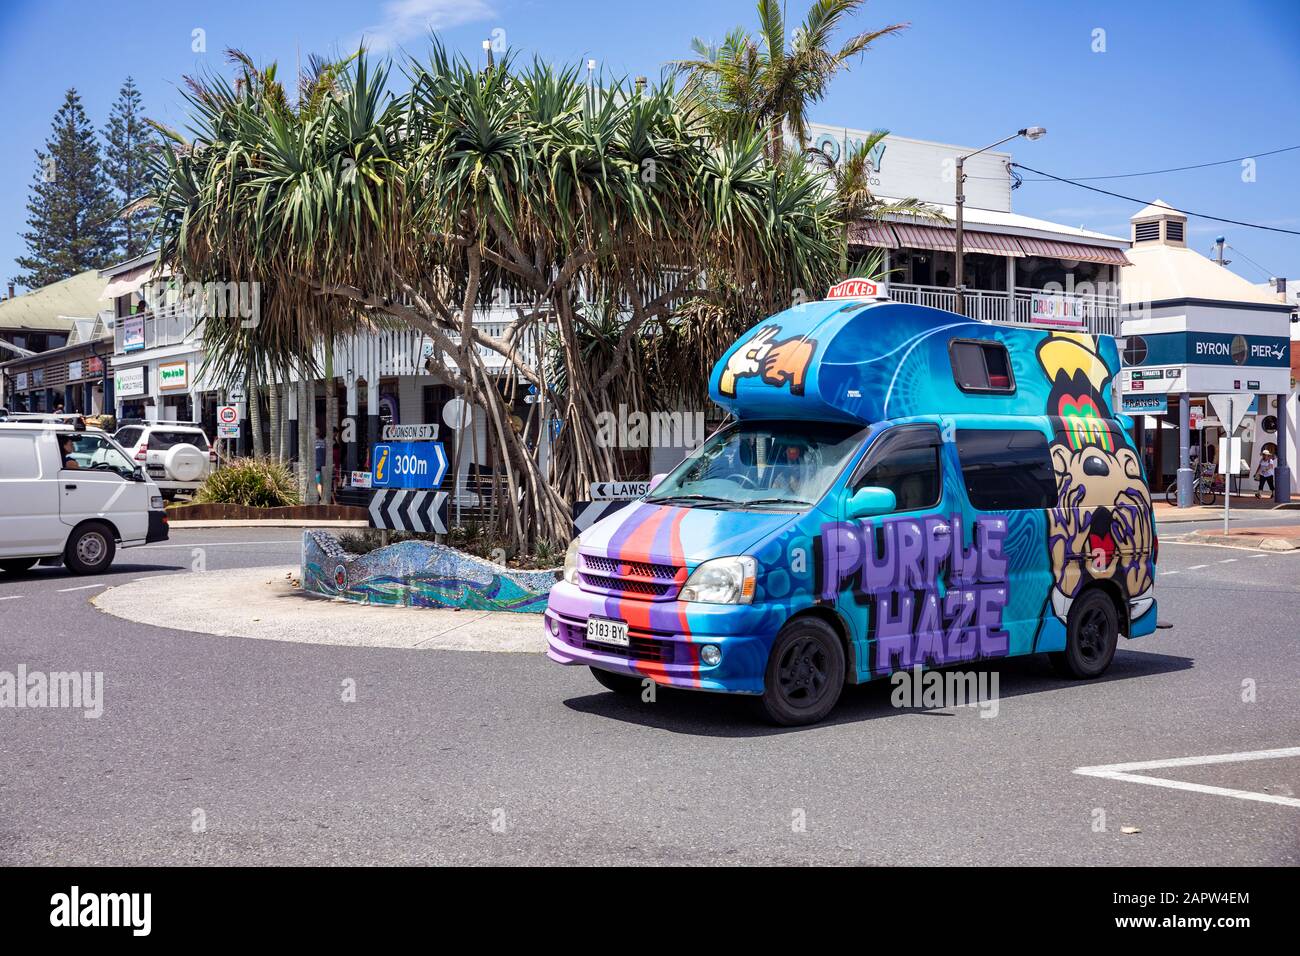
[1210,394,1250,534]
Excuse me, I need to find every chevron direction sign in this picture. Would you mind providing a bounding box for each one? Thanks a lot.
[368,490,449,533]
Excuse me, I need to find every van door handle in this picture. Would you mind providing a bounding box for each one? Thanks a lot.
[64,483,77,490]
[932,523,951,535]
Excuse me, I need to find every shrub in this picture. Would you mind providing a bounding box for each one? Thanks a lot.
[194,457,301,508]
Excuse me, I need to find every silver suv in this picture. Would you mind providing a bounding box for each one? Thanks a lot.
[114,422,215,499]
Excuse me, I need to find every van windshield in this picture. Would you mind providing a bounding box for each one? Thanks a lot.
[646,420,868,509]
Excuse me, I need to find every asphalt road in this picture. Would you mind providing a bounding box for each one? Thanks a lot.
[1,527,1297,865]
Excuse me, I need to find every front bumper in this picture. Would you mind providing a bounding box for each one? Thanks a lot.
[543,579,787,695]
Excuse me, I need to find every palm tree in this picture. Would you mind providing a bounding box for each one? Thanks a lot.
[149,44,843,549]
[678,0,907,160]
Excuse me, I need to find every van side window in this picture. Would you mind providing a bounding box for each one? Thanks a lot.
[0,434,41,479]
[852,426,941,512]
[956,428,1058,510]
[950,339,1014,393]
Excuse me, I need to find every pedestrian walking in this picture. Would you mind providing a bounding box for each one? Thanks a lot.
[1254,449,1276,498]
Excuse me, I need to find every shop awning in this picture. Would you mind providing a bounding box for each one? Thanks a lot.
[1016,237,1131,266]
[889,223,1026,256]
[847,221,899,248]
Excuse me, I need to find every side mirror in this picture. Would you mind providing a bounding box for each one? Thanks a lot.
[846,486,896,519]
[648,473,667,492]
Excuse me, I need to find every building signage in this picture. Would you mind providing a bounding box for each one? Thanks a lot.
[1121,394,1167,415]
[15,372,27,390]
[371,441,448,490]
[1029,292,1086,331]
[122,315,145,352]
[158,361,189,391]
[115,366,146,397]
[67,361,82,381]
[87,356,103,375]
[1121,332,1290,369]
[826,278,887,301]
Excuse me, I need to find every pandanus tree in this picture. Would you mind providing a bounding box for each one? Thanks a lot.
[149,43,842,550]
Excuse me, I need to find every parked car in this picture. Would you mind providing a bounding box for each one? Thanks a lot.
[545,290,1160,725]
[0,422,168,574]
[113,422,215,499]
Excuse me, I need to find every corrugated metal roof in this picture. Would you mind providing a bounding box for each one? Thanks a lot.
[887,223,1026,256]
[847,221,899,248]
[0,270,106,332]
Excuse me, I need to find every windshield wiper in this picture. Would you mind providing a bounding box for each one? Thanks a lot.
[648,494,733,508]
[743,497,811,508]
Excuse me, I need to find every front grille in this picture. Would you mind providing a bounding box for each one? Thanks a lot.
[581,554,676,579]
[582,635,674,663]
[576,573,671,596]
[577,552,683,600]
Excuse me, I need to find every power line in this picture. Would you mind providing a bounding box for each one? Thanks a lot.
[1009,162,1300,236]
[1225,244,1277,279]
[966,144,1300,182]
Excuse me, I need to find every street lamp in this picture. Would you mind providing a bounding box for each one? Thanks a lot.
[482,39,494,72]
[954,127,1046,315]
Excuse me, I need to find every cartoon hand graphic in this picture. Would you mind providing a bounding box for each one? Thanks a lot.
[762,336,815,396]
[1113,486,1155,599]
[720,326,778,397]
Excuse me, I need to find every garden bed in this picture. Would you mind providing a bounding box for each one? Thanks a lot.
[301,529,560,613]
[167,502,369,521]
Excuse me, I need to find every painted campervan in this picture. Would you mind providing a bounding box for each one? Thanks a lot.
[545,289,1159,725]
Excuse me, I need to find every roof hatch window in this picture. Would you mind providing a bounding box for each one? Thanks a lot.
[949,339,1015,394]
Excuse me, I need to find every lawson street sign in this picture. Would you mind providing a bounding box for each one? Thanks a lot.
[589,480,650,500]
[371,441,448,489]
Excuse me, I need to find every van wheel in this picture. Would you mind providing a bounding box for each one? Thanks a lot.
[0,558,38,574]
[1051,589,1119,679]
[758,618,845,726]
[64,523,115,575]
[590,666,646,696]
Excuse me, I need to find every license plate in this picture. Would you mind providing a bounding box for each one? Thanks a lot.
[586,617,629,647]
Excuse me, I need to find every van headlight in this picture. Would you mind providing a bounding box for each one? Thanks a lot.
[562,538,581,584]
[680,556,756,605]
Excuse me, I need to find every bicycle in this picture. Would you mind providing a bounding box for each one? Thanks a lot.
[1164,464,1221,506]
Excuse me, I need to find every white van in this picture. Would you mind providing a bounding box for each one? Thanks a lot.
[0,423,168,575]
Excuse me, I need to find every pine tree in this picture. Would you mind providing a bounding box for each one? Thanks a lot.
[13,89,118,289]
[103,77,158,259]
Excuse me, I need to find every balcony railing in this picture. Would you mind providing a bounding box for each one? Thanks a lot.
[113,305,204,355]
[889,283,1121,336]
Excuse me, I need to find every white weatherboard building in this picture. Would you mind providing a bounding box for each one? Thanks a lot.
[1119,201,1294,501]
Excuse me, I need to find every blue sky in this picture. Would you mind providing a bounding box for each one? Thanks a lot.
[2,0,1297,291]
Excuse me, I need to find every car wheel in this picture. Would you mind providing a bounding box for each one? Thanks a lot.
[64,523,116,575]
[1050,589,1119,679]
[589,666,647,696]
[757,618,845,726]
[0,558,39,574]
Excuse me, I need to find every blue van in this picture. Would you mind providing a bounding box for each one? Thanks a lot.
[545,288,1159,724]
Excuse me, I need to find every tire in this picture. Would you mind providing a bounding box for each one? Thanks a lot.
[590,666,646,696]
[1195,483,1216,506]
[1164,484,1178,506]
[757,618,845,726]
[64,523,116,575]
[1050,589,1119,679]
[0,558,38,574]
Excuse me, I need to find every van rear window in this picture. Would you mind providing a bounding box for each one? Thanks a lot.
[950,340,1015,393]
[956,429,1058,510]
[148,430,209,450]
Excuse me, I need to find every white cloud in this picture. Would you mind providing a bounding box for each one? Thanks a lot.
[359,0,496,52]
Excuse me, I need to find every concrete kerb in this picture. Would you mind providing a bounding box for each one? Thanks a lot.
[91,564,546,652]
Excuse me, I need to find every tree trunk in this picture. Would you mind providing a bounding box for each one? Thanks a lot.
[249,383,264,458]
[322,347,336,504]
[296,376,311,502]
[279,384,291,462]
[268,381,281,461]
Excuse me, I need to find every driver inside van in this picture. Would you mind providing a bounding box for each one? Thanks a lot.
[770,442,811,497]
[59,435,81,470]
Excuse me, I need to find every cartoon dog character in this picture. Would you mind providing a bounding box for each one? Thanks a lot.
[1038,333,1155,624]
[719,325,817,398]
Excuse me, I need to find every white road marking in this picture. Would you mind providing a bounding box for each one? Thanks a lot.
[1075,747,1300,809]
[1251,553,1272,558]
[1186,564,1208,570]
[1163,570,1179,575]
[0,595,23,601]
[57,583,106,592]
[1219,558,1238,563]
